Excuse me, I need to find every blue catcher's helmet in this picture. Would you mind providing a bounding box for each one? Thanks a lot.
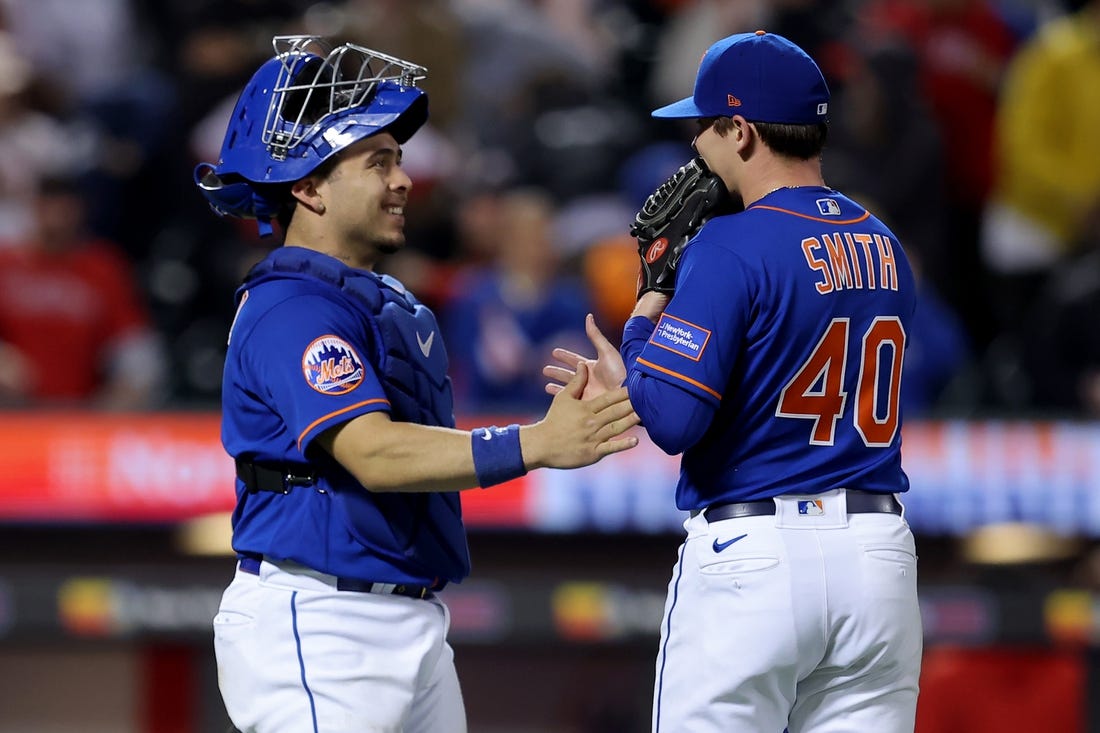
[195,36,428,236]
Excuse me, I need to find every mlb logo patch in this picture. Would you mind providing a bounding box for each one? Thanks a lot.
[798,499,825,516]
[816,198,841,216]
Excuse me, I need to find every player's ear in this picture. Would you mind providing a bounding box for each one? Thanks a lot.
[290,176,326,215]
[730,115,754,156]
[729,116,749,141]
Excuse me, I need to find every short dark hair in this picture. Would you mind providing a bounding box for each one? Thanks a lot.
[706,116,827,160]
[751,121,828,160]
[269,151,344,233]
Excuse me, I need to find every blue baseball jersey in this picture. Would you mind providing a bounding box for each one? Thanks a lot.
[221,247,470,587]
[621,187,916,510]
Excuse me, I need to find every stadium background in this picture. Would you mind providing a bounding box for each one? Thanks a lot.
[1,0,1099,730]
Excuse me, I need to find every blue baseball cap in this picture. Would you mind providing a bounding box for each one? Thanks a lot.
[652,31,830,125]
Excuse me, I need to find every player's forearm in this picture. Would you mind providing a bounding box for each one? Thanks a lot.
[620,322,716,454]
[323,418,489,492]
[621,315,657,369]
[320,415,566,493]
[624,370,714,455]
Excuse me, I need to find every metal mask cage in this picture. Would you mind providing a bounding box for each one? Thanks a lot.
[262,35,428,161]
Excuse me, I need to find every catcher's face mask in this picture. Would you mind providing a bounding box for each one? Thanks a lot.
[194,35,428,234]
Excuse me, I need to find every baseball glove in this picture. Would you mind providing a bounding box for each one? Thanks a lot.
[631,156,732,297]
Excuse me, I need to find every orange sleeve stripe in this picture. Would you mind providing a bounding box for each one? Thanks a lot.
[749,205,871,225]
[297,398,391,450]
[637,357,722,400]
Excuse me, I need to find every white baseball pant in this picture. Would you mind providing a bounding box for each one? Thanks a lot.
[214,558,465,733]
[653,490,923,732]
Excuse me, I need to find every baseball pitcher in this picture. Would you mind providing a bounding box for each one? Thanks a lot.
[547,31,923,733]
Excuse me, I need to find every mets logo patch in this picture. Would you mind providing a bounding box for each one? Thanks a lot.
[302,335,365,395]
[650,314,710,361]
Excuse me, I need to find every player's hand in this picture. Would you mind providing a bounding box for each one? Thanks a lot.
[543,314,627,400]
[524,361,640,469]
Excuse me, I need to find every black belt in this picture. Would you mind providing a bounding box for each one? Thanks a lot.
[237,555,436,600]
[235,458,316,494]
[703,490,902,522]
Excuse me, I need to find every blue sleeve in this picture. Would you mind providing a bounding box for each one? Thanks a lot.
[621,315,718,455]
[618,240,753,454]
[621,315,655,367]
[624,369,718,455]
[630,241,753,403]
[240,293,391,454]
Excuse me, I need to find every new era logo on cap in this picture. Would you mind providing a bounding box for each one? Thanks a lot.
[651,31,830,125]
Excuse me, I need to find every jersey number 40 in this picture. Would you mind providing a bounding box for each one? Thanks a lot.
[776,317,905,448]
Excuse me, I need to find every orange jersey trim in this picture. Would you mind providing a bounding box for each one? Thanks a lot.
[637,357,722,400]
[297,398,390,450]
[749,204,871,226]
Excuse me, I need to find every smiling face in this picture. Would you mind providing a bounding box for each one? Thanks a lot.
[293,132,413,268]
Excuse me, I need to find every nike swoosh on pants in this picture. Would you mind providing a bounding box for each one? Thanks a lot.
[712,533,748,553]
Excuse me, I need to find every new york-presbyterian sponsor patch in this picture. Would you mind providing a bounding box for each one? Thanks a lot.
[302,335,365,394]
[650,314,711,361]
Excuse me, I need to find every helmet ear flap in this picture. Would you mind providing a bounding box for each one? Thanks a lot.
[194,164,284,236]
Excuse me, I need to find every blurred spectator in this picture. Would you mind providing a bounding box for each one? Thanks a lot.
[319,0,468,134]
[821,39,972,414]
[0,0,143,103]
[617,140,691,210]
[0,32,90,242]
[452,0,644,200]
[981,0,1100,338]
[443,188,594,414]
[904,265,973,416]
[554,193,638,340]
[1,0,177,255]
[647,0,765,113]
[380,181,506,315]
[0,176,165,409]
[823,40,948,279]
[995,0,1072,39]
[766,0,861,85]
[154,0,301,134]
[580,233,638,339]
[864,0,1018,349]
[1020,244,1100,415]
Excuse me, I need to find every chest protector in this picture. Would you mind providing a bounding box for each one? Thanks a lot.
[243,248,469,581]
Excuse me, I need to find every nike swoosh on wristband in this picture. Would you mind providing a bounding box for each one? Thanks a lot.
[712,534,748,553]
[416,330,434,357]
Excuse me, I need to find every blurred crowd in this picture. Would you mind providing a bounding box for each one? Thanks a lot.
[0,0,1098,418]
